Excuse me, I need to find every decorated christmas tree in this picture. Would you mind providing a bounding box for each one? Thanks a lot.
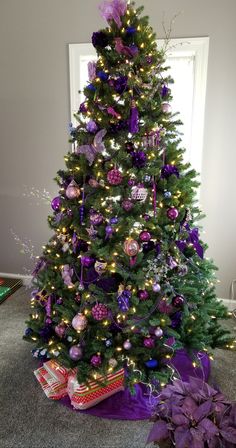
[25,0,232,394]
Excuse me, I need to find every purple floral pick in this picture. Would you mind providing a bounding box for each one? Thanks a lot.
[99,0,127,28]
[88,61,97,81]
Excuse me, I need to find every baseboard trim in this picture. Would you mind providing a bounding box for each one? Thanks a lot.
[0,272,32,287]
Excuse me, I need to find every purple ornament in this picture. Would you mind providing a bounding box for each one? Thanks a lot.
[129,100,139,134]
[172,295,185,308]
[90,211,103,226]
[154,327,163,338]
[143,241,155,253]
[162,102,172,113]
[86,120,98,133]
[51,196,61,211]
[161,85,169,98]
[114,76,127,94]
[56,297,63,305]
[117,290,131,312]
[128,178,136,186]
[72,313,88,331]
[69,345,83,361]
[131,151,147,168]
[144,337,155,348]
[146,56,153,64]
[125,141,134,153]
[171,311,182,329]
[155,243,161,256]
[66,180,81,199]
[99,0,127,28]
[122,199,133,211]
[143,214,151,222]
[105,225,113,239]
[88,61,97,81]
[90,354,102,367]
[97,70,109,82]
[92,31,109,48]
[138,290,149,301]
[167,256,178,269]
[110,217,119,225]
[92,303,109,321]
[167,207,179,221]
[139,231,151,242]
[79,102,88,113]
[55,324,66,338]
[123,340,132,350]
[161,164,179,179]
[126,26,136,35]
[45,317,52,325]
[153,283,161,293]
[39,325,53,343]
[81,256,95,268]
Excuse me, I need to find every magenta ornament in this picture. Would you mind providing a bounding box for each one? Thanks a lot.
[124,239,140,257]
[123,340,132,350]
[138,290,149,301]
[107,168,123,185]
[167,207,179,221]
[144,337,155,348]
[92,303,109,321]
[172,295,185,308]
[69,345,83,361]
[153,283,161,293]
[162,102,172,114]
[81,256,94,267]
[122,199,134,211]
[55,324,66,338]
[45,317,52,325]
[139,231,151,242]
[72,313,88,331]
[66,180,81,199]
[128,178,136,187]
[56,297,63,305]
[51,196,61,211]
[154,327,163,338]
[91,354,102,367]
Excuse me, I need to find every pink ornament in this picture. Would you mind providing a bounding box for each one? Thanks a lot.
[139,231,151,242]
[89,179,100,188]
[72,313,88,331]
[154,327,163,338]
[107,168,123,185]
[66,180,81,199]
[69,345,83,361]
[91,354,102,367]
[162,102,172,114]
[138,290,149,301]
[123,340,132,350]
[92,303,109,321]
[144,337,155,348]
[124,239,140,257]
[153,283,161,293]
[167,207,179,221]
[55,324,66,338]
[122,199,134,211]
[131,185,148,202]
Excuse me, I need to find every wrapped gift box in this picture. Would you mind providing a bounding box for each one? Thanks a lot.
[34,360,76,400]
[67,368,125,410]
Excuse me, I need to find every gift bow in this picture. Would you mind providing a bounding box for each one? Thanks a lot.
[76,129,106,166]
[176,224,204,259]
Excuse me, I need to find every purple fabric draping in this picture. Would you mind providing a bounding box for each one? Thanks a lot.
[59,350,210,420]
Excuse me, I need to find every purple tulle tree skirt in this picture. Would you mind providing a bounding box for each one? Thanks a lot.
[60,349,210,420]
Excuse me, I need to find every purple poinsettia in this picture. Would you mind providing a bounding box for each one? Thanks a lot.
[99,0,127,28]
[147,377,236,448]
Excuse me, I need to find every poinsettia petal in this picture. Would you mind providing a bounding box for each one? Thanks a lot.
[193,401,212,422]
[220,427,236,443]
[174,426,191,448]
[147,420,169,444]
[172,414,189,426]
[182,396,198,415]
[207,436,219,448]
[198,418,219,437]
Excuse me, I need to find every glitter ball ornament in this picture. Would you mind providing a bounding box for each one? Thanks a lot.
[105,338,113,348]
[143,213,151,221]
[123,340,132,350]
[167,207,179,221]
[128,178,136,186]
[164,191,172,199]
[89,178,100,188]
[69,345,83,361]
[131,185,148,202]
[138,290,149,301]
[56,297,63,305]
[94,260,107,275]
[124,239,140,257]
[131,151,147,168]
[144,337,155,348]
[45,317,52,325]
[145,359,158,369]
[66,180,81,199]
[78,283,85,291]
[81,256,95,267]
[107,168,123,185]
[55,324,66,338]
[51,196,61,211]
[162,102,172,114]
[122,199,134,211]
[153,283,161,293]
[143,241,155,253]
[154,327,163,338]
[90,211,103,226]
[91,354,102,367]
[144,175,151,183]
[117,290,131,311]
[172,295,185,308]
[109,358,118,368]
[110,217,119,225]
[92,303,109,321]
[72,313,88,331]
[139,231,151,242]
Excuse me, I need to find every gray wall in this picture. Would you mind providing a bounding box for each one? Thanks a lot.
[0,0,235,298]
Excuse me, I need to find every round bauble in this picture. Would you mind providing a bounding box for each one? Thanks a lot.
[74,294,81,303]
[124,239,140,257]
[145,359,158,369]
[97,70,109,82]
[131,185,148,202]
[69,345,83,361]
[128,178,136,187]
[143,241,155,253]
[117,290,131,312]
[110,217,119,225]
[144,337,155,348]
[25,327,33,337]
[105,225,113,237]
[167,207,179,221]
[89,178,100,188]
[81,256,95,268]
[94,260,107,275]
[131,151,147,168]
[90,211,103,226]
[164,191,172,199]
[66,180,81,200]
[86,120,98,133]
[91,354,102,367]
[162,102,172,114]
[78,283,85,291]
[72,313,88,331]
[123,340,132,350]
[153,283,161,293]
[107,169,123,185]
[51,196,61,211]
[139,231,151,242]
[55,324,66,338]
[56,297,63,305]
[105,338,113,348]
[92,303,109,321]
[143,213,151,221]
[154,327,163,338]
[172,295,185,308]
[109,358,118,368]
[138,290,149,301]
[45,317,52,325]
[125,141,134,153]
[122,199,134,211]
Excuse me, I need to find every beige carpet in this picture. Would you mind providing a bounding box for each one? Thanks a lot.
[0,287,235,448]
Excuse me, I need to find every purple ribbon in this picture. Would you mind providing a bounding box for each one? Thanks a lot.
[176,223,204,259]
[129,99,139,134]
[45,295,52,317]
[153,178,157,217]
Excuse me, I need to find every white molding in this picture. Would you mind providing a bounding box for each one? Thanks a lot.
[0,272,32,286]
[219,298,236,312]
